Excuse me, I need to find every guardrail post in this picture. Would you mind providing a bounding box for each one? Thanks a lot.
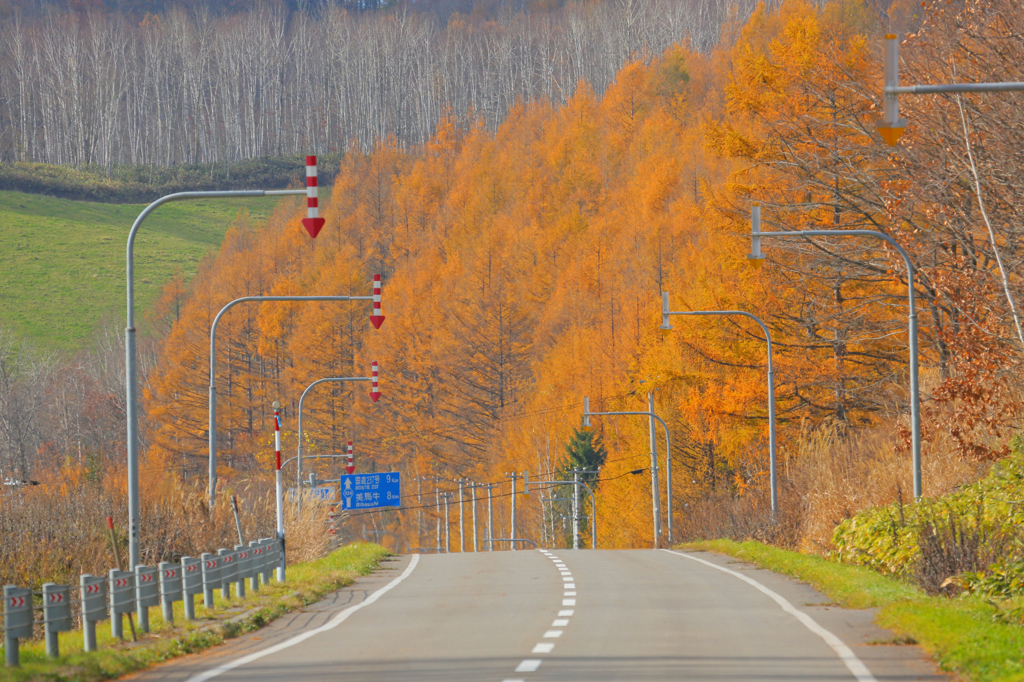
[200,553,219,609]
[135,565,158,633]
[234,545,248,599]
[248,541,262,592]
[4,585,32,667]
[260,538,274,584]
[158,562,182,626]
[108,569,133,640]
[181,557,201,620]
[217,548,234,600]
[42,583,71,658]
[80,574,107,651]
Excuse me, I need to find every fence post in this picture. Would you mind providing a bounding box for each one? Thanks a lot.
[80,574,107,652]
[4,585,32,667]
[42,583,71,658]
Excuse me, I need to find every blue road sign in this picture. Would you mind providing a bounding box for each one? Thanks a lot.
[339,472,401,510]
[309,486,337,501]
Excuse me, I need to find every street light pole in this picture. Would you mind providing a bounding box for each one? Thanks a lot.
[749,204,922,499]
[661,295,778,517]
[126,187,306,571]
[296,373,378,490]
[208,292,382,508]
[584,397,672,546]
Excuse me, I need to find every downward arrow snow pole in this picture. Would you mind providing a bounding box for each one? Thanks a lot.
[371,361,381,402]
[302,156,325,238]
[346,441,355,475]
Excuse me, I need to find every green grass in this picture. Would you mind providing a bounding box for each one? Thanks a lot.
[0,190,294,350]
[686,539,1024,681]
[0,542,388,682]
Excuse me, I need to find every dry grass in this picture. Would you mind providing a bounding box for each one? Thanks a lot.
[0,464,334,589]
[675,418,987,554]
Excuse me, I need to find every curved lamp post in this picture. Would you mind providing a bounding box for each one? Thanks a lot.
[749,203,922,499]
[583,397,672,546]
[208,293,383,508]
[660,294,778,518]
[296,373,380,489]
[126,188,307,570]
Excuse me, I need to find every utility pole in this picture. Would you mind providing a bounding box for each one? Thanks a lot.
[507,472,519,551]
[417,476,423,549]
[572,468,580,550]
[458,480,465,552]
[443,492,450,552]
[435,485,441,552]
[471,483,478,552]
[486,484,495,551]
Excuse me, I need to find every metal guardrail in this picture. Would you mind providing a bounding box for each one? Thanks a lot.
[3,536,285,667]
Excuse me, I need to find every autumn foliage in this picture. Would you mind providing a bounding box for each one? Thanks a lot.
[129,0,1024,553]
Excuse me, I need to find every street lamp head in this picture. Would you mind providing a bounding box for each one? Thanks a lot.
[582,396,592,431]
[660,292,673,331]
[748,203,766,268]
[272,400,281,410]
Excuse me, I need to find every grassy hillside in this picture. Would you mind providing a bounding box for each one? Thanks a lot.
[0,190,294,350]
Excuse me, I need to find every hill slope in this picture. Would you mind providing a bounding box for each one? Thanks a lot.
[0,190,290,350]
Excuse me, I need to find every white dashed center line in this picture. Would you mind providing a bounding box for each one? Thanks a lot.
[553,619,569,627]
[532,643,555,653]
[516,660,542,672]
[543,630,563,638]
[510,550,580,677]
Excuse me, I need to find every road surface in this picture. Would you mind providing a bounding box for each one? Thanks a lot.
[128,549,946,682]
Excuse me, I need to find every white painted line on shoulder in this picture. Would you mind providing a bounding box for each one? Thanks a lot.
[562,598,576,606]
[661,550,877,682]
[543,630,563,638]
[184,555,421,682]
[503,679,525,682]
[558,609,574,616]
[516,660,542,672]
[553,618,569,626]
[532,642,555,653]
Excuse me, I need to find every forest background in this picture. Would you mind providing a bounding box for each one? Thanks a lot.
[2,0,1023,586]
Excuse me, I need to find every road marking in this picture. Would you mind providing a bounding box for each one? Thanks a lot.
[532,642,555,653]
[662,550,877,682]
[543,630,563,638]
[562,576,573,581]
[559,609,574,616]
[553,618,569,626]
[516,660,542,672]
[562,598,576,605]
[183,555,421,682]
[565,583,576,589]
[564,591,576,596]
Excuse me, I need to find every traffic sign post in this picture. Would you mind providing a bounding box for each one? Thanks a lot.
[80,574,107,652]
[181,556,202,620]
[339,472,401,511]
[42,584,71,658]
[4,585,32,667]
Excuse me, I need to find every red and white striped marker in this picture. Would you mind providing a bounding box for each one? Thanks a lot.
[370,362,381,403]
[302,155,325,238]
[274,409,282,471]
[346,441,355,475]
[370,274,385,329]
[328,506,336,535]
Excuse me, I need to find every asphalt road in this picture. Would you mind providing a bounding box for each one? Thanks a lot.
[128,549,946,682]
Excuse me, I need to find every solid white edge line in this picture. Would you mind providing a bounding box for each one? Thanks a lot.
[185,554,422,682]
[661,550,876,682]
